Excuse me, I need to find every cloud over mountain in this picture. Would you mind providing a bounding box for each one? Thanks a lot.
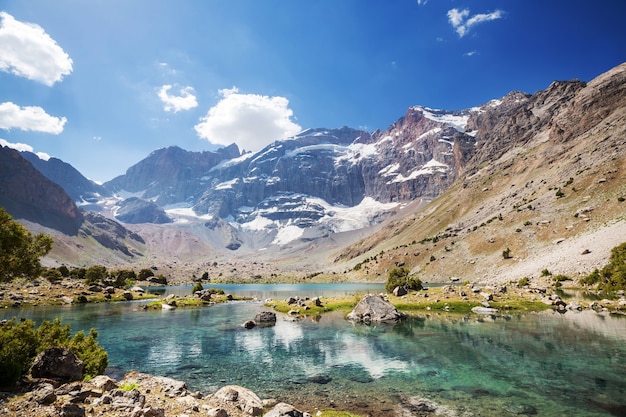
[447,8,504,38]
[194,87,301,152]
[0,11,73,86]
[158,84,198,113]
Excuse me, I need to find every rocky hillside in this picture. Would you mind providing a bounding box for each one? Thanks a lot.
[335,63,626,285]
[0,146,84,235]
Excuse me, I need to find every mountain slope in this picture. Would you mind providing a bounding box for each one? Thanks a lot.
[20,151,111,203]
[334,63,626,285]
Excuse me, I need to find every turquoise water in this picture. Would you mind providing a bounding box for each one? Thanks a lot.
[2,284,626,416]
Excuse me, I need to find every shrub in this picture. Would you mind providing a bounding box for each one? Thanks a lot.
[386,267,423,293]
[138,268,155,281]
[502,248,512,259]
[518,277,529,287]
[582,242,626,292]
[191,282,204,294]
[541,269,552,277]
[85,265,107,285]
[0,318,108,387]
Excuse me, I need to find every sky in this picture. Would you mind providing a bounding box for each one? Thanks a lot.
[0,0,625,183]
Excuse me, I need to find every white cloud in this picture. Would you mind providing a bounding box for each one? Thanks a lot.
[158,84,198,112]
[0,12,73,86]
[0,102,67,134]
[0,138,50,160]
[194,87,301,151]
[417,0,428,5]
[447,8,504,38]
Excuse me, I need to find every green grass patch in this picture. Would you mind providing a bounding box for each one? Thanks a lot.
[490,300,554,312]
[266,295,359,316]
[394,301,481,314]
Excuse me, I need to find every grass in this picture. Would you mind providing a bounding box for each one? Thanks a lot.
[145,294,252,309]
[317,412,364,417]
[265,295,360,316]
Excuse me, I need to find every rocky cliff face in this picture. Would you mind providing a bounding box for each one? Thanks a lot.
[0,146,84,235]
[104,144,241,206]
[20,152,111,203]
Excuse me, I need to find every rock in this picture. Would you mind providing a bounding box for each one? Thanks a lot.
[105,286,116,294]
[480,292,493,301]
[312,297,323,307]
[89,375,118,391]
[346,294,404,323]
[308,374,332,384]
[242,320,256,329]
[162,303,176,310]
[30,347,84,383]
[88,285,103,292]
[393,286,408,297]
[567,302,582,311]
[254,311,277,324]
[471,307,499,315]
[398,396,438,413]
[110,388,146,409]
[62,296,74,305]
[504,403,538,415]
[265,402,304,417]
[214,385,263,416]
[123,291,134,300]
[31,382,57,404]
[58,403,85,417]
[131,286,145,293]
[207,408,229,417]
[286,297,298,305]
[195,289,212,301]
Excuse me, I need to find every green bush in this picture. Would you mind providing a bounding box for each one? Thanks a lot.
[518,277,529,287]
[0,318,108,387]
[191,282,204,294]
[582,242,626,292]
[386,267,423,293]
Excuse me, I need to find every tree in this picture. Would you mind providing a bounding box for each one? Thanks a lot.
[386,267,423,293]
[84,265,107,285]
[582,242,626,292]
[0,207,53,282]
[138,268,155,281]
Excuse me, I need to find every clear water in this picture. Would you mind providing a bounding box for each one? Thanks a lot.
[2,284,626,416]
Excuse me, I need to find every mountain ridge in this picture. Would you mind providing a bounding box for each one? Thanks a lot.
[3,62,624,284]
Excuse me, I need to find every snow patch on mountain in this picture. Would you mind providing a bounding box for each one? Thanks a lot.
[388,159,448,184]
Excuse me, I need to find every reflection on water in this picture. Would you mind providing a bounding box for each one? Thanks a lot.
[2,285,626,416]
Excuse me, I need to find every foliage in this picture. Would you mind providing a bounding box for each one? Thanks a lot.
[201,271,209,281]
[502,248,511,259]
[119,381,139,391]
[109,269,136,288]
[85,265,108,285]
[386,267,423,293]
[0,317,108,387]
[0,207,53,282]
[581,242,626,292]
[138,268,155,280]
[517,277,529,287]
[191,282,204,294]
[541,269,552,277]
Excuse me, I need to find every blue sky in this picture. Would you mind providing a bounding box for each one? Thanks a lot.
[1,0,625,183]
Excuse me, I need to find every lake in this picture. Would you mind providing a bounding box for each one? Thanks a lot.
[2,283,626,416]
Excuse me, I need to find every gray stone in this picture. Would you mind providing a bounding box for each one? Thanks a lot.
[89,375,118,391]
[346,294,404,323]
[31,382,57,404]
[123,291,133,300]
[393,286,408,297]
[242,320,256,329]
[264,402,304,417]
[471,306,499,315]
[254,311,277,324]
[214,385,263,416]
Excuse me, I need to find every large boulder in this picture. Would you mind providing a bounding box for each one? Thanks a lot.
[264,402,305,417]
[346,294,404,324]
[30,347,84,382]
[254,311,277,324]
[214,385,263,416]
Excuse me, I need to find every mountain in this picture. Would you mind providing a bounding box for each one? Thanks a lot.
[5,63,625,284]
[20,152,111,203]
[0,146,84,235]
[0,146,146,266]
[335,63,626,284]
